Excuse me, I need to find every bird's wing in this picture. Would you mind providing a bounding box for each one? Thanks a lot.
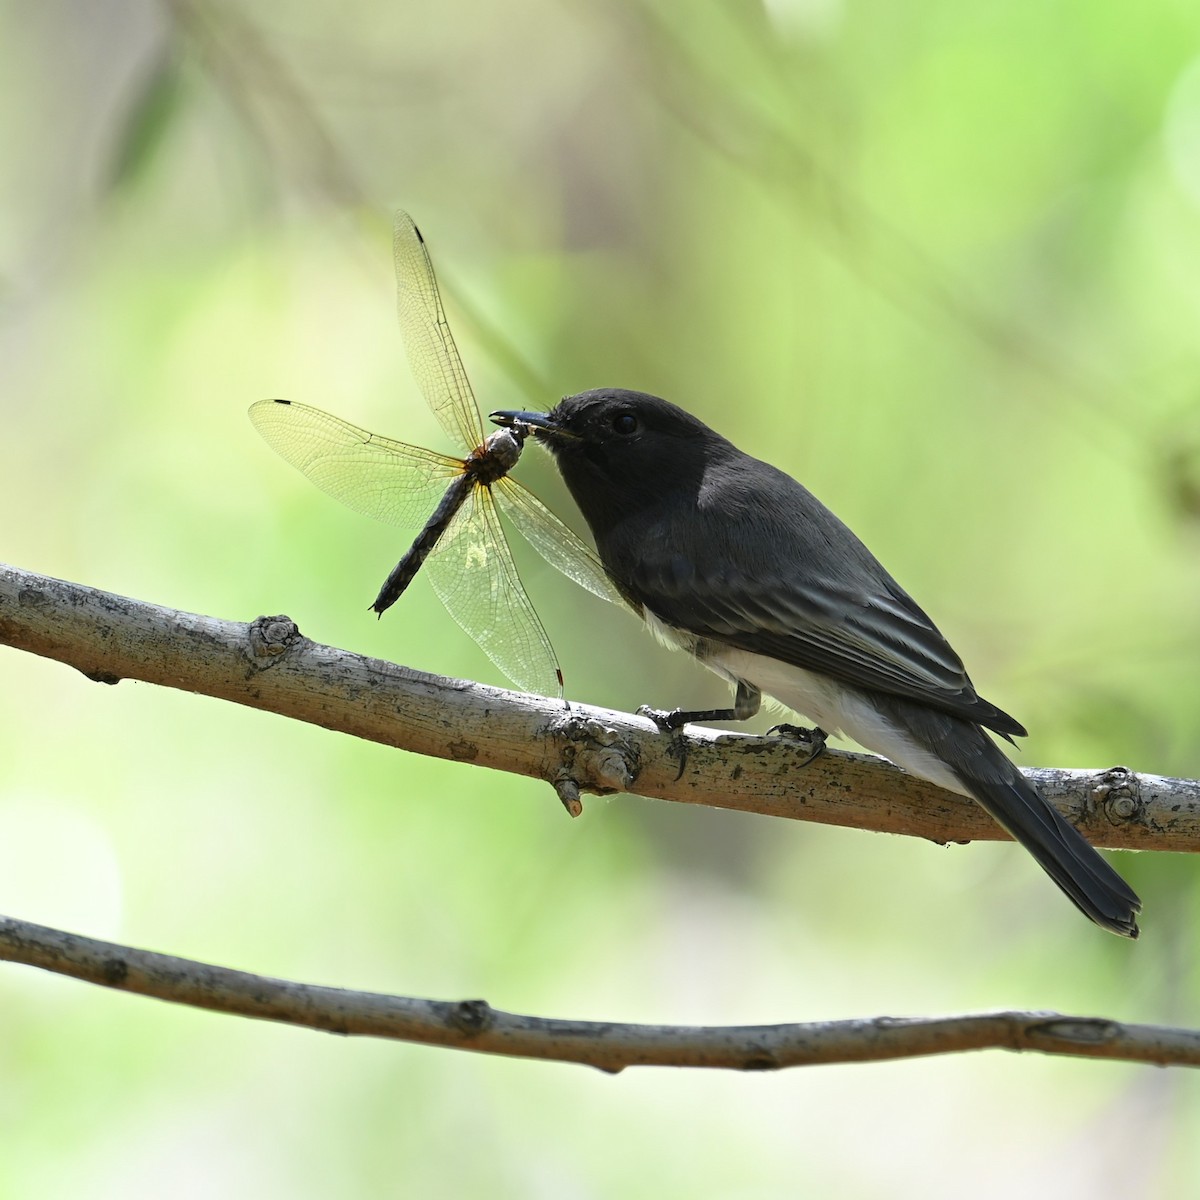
[624,520,1025,738]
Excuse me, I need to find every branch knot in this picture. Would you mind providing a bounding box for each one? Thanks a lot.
[445,999,495,1035]
[1092,766,1143,825]
[548,715,639,817]
[244,615,303,667]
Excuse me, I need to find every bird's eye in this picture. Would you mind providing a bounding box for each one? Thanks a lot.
[612,411,638,435]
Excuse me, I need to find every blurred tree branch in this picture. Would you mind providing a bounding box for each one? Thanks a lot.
[2,913,1199,1070]
[2,562,1197,849]
[624,2,1143,462]
[161,0,553,407]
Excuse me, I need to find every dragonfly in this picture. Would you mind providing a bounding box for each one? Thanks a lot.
[249,210,624,696]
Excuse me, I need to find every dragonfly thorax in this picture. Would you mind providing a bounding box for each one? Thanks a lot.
[469,427,525,484]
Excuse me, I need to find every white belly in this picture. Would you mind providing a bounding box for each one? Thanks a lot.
[641,608,967,797]
[713,644,966,795]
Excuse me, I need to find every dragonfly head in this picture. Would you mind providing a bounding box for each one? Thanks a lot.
[474,425,526,479]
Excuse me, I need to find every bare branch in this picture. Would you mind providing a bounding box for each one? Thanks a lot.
[2,562,1196,850]
[1,914,1196,1070]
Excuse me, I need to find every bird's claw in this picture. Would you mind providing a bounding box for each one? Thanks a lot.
[637,704,688,731]
[767,723,828,766]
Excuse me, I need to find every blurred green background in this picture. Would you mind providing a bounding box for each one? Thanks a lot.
[3,0,1200,1195]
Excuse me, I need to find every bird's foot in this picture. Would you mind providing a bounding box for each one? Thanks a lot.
[636,705,693,780]
[637,704,689,731]
[767,723,828,767]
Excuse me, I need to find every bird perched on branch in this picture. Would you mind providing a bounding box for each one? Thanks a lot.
[493,389,1141,938]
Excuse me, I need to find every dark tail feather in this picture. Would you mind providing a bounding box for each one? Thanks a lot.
[892,705,1143,937]
[941,723,1140,937]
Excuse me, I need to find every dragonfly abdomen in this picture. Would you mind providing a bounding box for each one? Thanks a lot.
[371,472,475,616]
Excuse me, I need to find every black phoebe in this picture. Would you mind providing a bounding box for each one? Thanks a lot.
[492,389,1141,937]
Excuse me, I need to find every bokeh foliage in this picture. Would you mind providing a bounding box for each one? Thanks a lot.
[2,0,1199,1194]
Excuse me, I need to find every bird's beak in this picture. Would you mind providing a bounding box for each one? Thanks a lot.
[490,410,570,440]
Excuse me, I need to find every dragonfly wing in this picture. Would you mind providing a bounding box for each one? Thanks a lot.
[421,482,562,698]
[493,477,629,608]
[393,210,484,454]
[249,398,462,529]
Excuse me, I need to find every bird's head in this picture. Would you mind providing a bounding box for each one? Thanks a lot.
[491,389,728,533]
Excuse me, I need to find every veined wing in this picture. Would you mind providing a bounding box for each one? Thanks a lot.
[393,210,483,454]
[422,482,562,698]
[493,476,629,609]
[249,398,462,530]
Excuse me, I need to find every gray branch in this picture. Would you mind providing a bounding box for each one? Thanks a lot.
[2,914,1198,1070]
[2,562,1196,848]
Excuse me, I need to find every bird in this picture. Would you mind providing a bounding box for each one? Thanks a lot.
[491,388,1141,937]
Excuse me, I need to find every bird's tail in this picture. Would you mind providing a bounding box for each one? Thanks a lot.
[926,717,1141,938]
